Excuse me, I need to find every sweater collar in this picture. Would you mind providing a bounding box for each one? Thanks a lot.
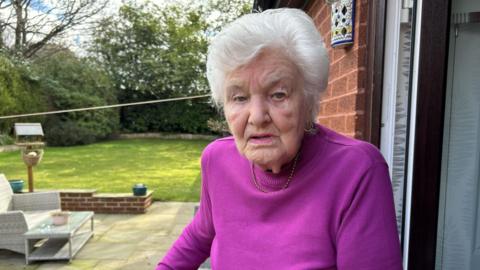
[251,125,324,192]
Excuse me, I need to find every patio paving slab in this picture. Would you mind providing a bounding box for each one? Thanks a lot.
[91,259,129,270]
[36,260,98,270]
[0,202,201,270]
[74,243,137,260]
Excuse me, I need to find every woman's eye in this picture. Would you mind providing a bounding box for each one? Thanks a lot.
[271,92,287,100]
[232,95,248,102]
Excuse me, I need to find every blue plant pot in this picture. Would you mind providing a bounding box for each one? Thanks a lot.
[132,185,147,196]
[9,179,24,193]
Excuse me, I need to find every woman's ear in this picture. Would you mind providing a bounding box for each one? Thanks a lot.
[303,104,316,133]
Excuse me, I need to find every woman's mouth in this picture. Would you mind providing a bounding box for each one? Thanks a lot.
[248,134,274,145]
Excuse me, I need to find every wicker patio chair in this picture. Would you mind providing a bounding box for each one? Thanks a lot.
[0,173,61,254]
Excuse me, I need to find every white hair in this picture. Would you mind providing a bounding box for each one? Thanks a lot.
[206,8,330,122]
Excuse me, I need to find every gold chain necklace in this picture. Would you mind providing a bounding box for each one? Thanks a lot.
[250,152,300,193]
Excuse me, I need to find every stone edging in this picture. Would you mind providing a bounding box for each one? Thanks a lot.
[0,145,20,153]
[112,133,218,140]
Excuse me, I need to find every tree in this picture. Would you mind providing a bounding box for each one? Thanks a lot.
[0,51,45,133]
[0,0,108,58]
[90,0,253,134]
[94,3,210,97]
[203,0,252,33]
[92,2,217,133]
[32,47,118,146]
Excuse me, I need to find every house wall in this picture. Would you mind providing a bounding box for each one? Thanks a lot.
[306,0,369,139]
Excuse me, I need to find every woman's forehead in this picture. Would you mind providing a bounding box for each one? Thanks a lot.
[227,68,294,87]
[225,55,300,91]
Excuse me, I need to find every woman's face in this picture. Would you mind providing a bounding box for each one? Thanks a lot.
[223,49,306,173]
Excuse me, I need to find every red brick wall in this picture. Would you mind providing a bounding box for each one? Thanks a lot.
[307,0,368,139]
[60,190,153,214]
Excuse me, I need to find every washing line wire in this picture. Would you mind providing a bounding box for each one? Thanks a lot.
[0,94,211,120]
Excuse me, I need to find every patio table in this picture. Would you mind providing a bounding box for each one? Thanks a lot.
[23,211,94,264]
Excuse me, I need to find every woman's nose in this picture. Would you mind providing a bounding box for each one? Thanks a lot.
[248,97,271,126]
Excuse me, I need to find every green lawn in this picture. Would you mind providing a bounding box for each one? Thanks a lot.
[0,138,211,201]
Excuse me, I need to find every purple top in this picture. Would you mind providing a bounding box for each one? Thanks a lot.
[157,125,403,270]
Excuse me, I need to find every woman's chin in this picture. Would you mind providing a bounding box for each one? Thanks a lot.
[244,149,285,171]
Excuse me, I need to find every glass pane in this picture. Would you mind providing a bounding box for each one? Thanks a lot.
[435,0,480,269]
[382,1,417,240]
[391,14,414,238]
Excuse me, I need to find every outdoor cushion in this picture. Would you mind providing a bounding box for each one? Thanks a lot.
[0,174,13,213]
[23,210,55,230]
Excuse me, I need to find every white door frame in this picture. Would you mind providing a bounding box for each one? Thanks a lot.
[403,0,423,266]
[380,0,402,169]
[380,0,423,268]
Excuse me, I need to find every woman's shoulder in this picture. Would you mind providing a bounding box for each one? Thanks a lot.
[203,136,236,152]
[201,136,240,162]
[315,124,387,166]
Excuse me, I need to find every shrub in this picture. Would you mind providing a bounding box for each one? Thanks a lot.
[42,119,96,146]
[0,53,46,134]
[0,134,14,145]
[207,117,230,136]
[32,49,119,146]
[121,98,217,134]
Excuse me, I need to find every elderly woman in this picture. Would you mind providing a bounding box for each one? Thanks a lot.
[157,8,402,270]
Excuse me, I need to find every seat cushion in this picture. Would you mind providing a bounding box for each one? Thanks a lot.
[0,174,13,213]
[23,210,57,230]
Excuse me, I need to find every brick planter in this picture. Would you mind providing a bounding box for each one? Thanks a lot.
[59,189,153,214]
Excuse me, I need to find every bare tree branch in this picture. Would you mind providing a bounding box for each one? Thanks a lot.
[3,0,109,57]
[0,0,13,9]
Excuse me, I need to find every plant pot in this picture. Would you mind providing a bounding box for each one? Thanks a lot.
[9,179,24,193]
[132,184,147,196]
[51,211,71,226]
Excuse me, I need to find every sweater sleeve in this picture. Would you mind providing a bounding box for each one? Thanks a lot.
[336,162,403,270]
[156,149,215,270]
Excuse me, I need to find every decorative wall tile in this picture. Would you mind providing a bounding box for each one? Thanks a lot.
[331,0,355,47]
